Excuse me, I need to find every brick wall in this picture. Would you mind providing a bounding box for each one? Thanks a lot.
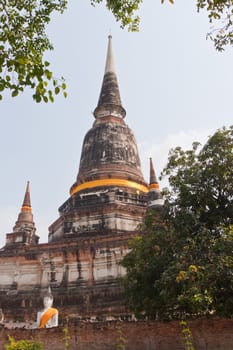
[1,318,233,350]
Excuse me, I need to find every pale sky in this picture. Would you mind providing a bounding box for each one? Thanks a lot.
[0,1,232,247]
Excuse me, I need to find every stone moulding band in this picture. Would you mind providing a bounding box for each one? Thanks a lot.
[70,178,149,196]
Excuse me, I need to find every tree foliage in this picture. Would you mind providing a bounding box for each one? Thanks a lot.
[162,125,233,232]
[197,0,233,51]
[121,126,233,320]
[121,211,180,319]
[91,0,142,32]
[5,336,43,350]
[0,0,67,102]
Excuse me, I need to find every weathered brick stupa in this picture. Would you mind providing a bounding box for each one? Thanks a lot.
[0,36,163,324]
[49,35,149,243]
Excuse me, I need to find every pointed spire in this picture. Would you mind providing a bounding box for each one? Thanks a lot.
[14,181,34,230]
[5,181,39,247]
[148,158,164,209]
[21,181,32,212]
[94,36,126,120]
[149,158,159,189]
[104,35,116,74]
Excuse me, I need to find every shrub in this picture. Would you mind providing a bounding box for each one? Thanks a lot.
[5,336,43,350]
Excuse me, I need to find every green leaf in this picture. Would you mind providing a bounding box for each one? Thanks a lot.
[17,57,29,65]
[49,94,54,103]
[12,90,19,97]
[55,86,60,95]
[45,70,52,80]
[35,95,42,103]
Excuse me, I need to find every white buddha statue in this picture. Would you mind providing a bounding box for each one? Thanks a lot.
[37,289,58,328]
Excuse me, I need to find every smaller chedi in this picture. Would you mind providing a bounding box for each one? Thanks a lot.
[37,287,58,328]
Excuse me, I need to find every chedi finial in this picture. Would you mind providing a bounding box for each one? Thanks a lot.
[94,36,126,119]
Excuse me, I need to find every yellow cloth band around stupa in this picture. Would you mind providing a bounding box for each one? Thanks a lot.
[149,183,159,189]
[70,178,149,196]
[21,205,32,212]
